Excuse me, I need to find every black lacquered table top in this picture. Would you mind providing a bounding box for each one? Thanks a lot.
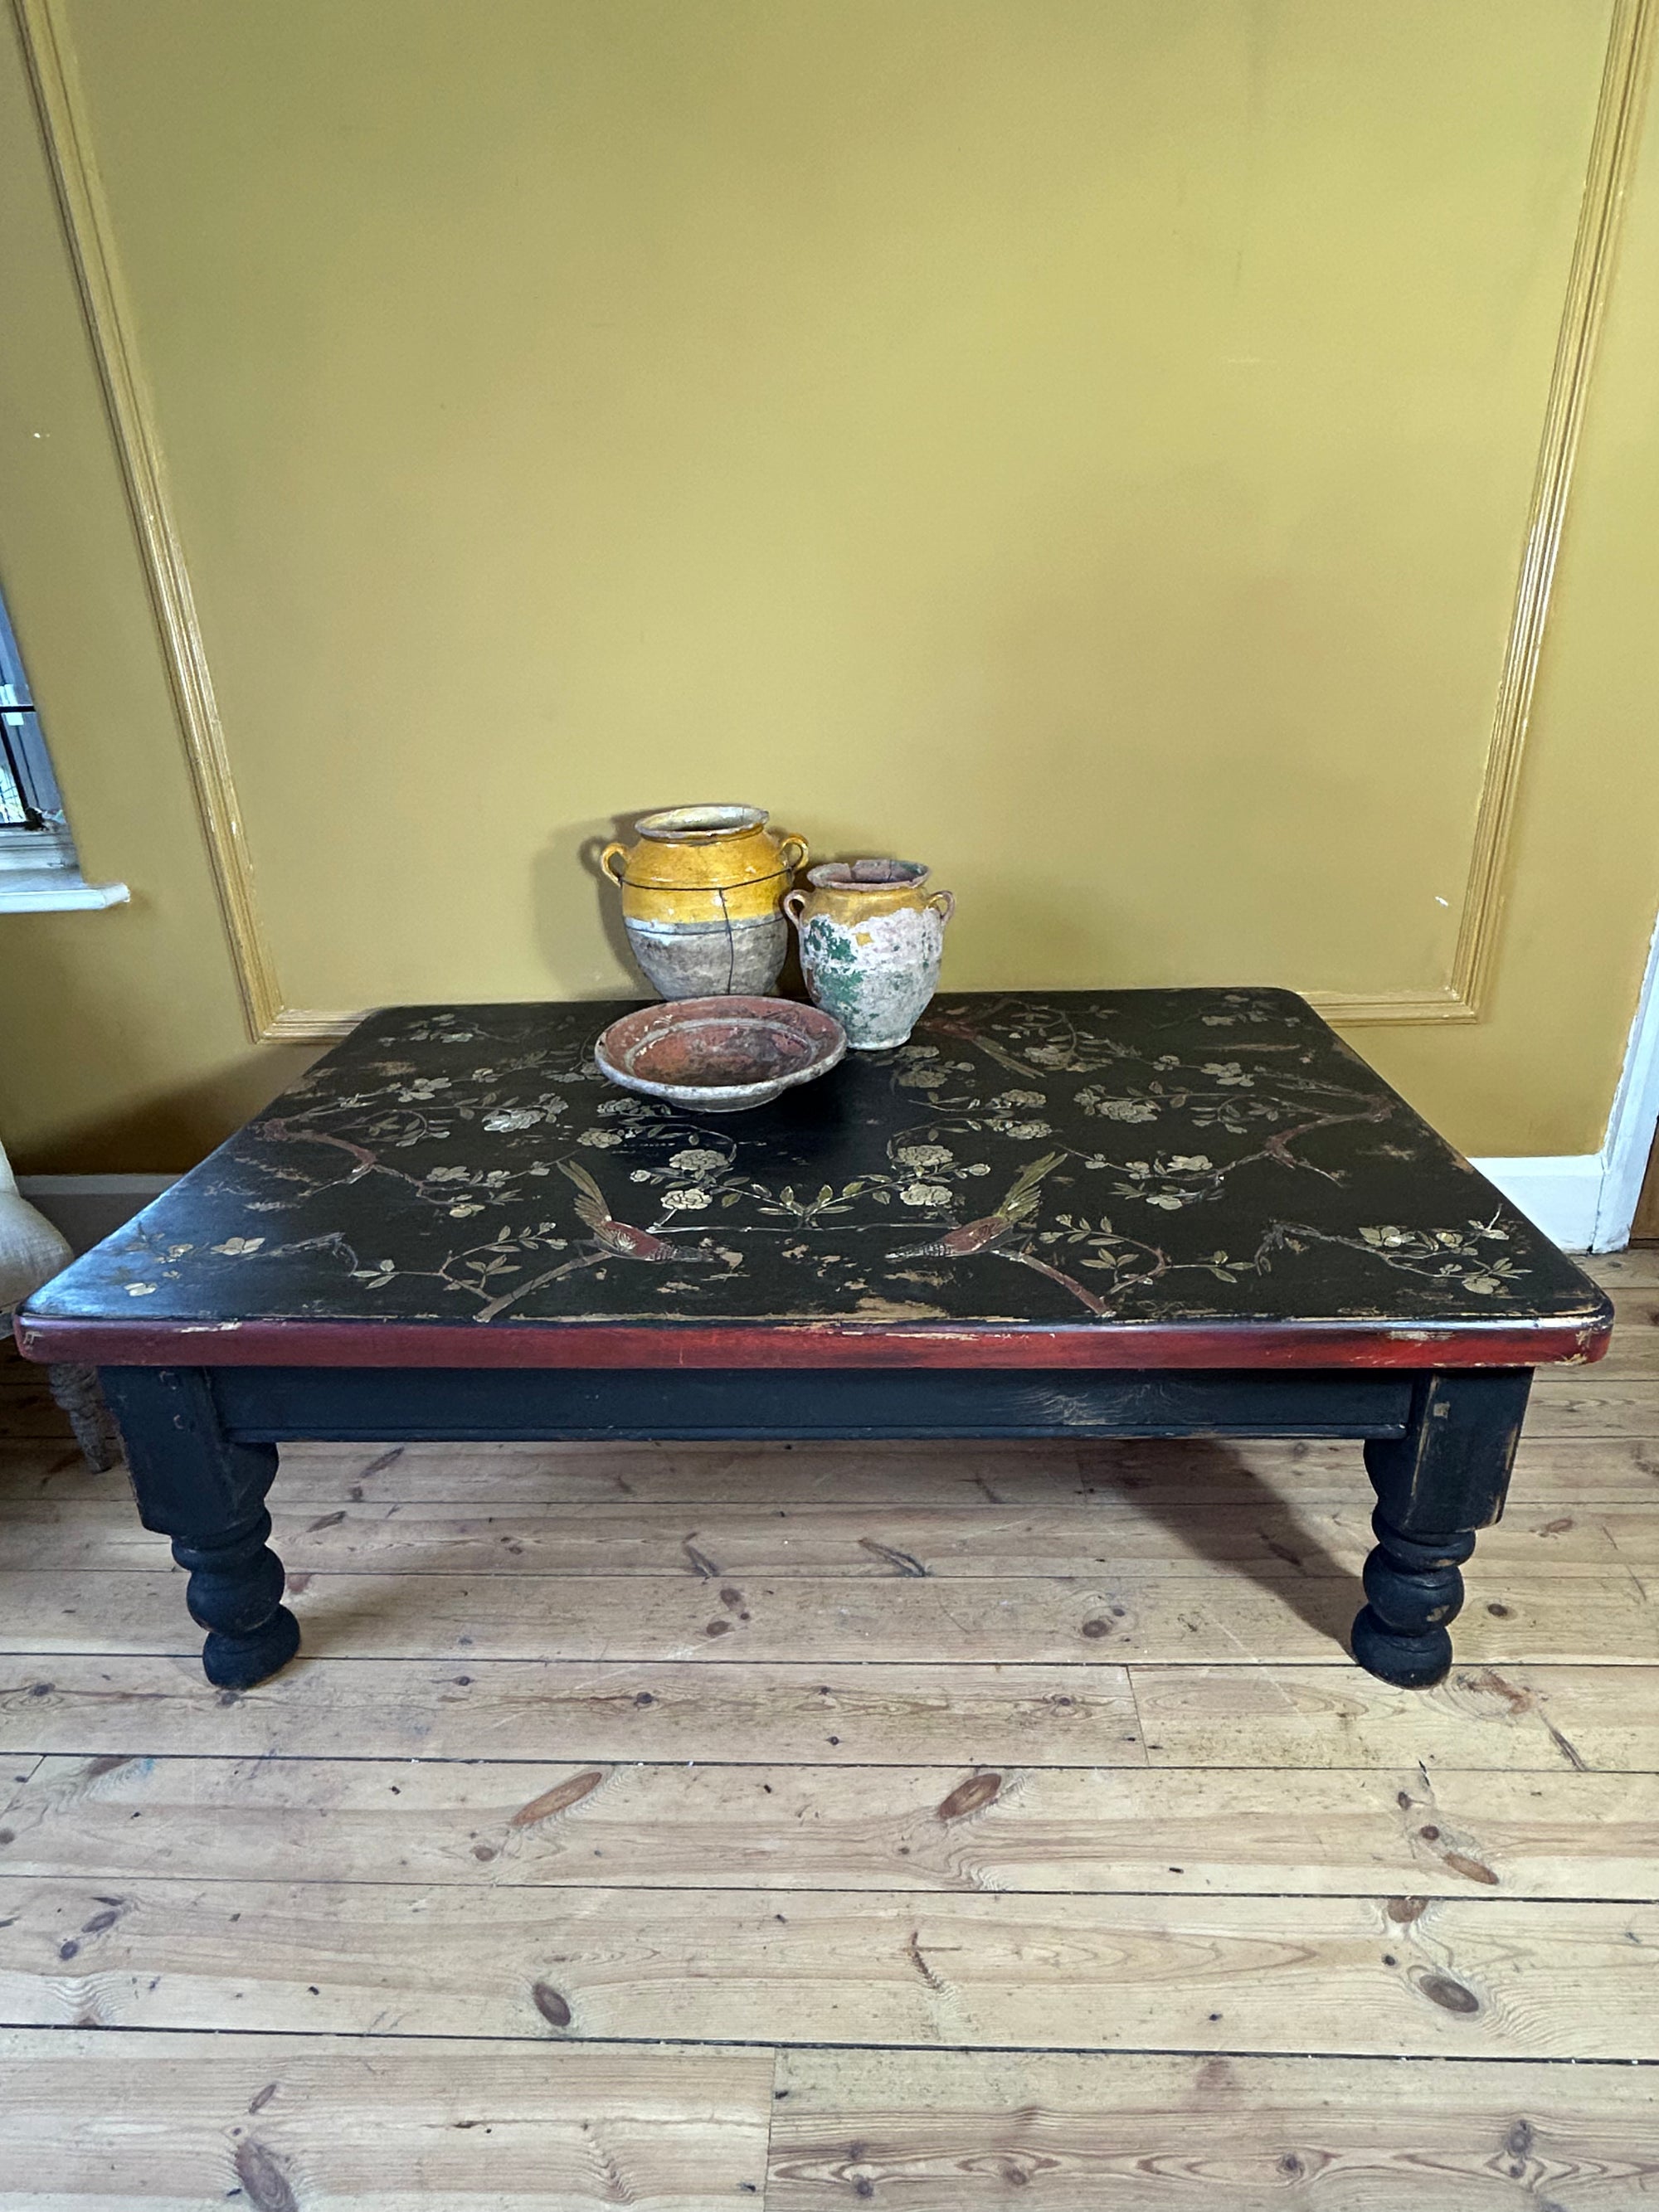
[22,990,1609,1364]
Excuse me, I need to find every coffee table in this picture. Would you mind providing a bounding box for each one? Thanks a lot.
[16,989,1611,1694]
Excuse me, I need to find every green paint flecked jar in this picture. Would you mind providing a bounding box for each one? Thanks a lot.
[783,859,955,1050]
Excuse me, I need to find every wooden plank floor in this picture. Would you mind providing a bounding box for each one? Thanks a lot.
[2,1252,1657,2205]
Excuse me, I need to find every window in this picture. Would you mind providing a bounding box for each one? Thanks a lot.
[0,581,126,910]
[2,592,75,857]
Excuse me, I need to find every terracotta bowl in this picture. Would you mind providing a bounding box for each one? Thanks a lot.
[594,996,847,1113]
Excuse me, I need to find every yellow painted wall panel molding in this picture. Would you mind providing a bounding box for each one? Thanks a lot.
[1448,0,1656,1020]
[11,0,280,1041]
[260,1007,364,1044]
[12,0,277,1039]
[7,0,1653,1049]
[270,984,1477,1042]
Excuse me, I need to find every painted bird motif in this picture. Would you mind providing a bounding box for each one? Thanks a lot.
[893,1150,1066,1259]
[558,1159,714,1262]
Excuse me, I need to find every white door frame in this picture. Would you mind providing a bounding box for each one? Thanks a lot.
[1591,905,1659,1250]
[1473,905,1659,1252]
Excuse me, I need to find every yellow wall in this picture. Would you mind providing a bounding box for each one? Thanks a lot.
[1,0,1657,1169]
[0,2,315,1169]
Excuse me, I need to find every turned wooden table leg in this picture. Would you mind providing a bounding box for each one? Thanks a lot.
[99,1365,299,1689]
[1350,1368,1531,1689]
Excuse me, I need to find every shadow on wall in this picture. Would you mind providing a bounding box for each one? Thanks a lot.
[530,806,816,1002]
[530,809,659,999]
[1,1053,315,1180]
[538,808,1102,1005]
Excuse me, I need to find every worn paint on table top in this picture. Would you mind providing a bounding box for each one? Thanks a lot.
[22,991,1609,1336]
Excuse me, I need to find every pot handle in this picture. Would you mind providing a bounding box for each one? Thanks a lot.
[599,841,630,887]
[778,834,810,873]
[781,888,809,926]
[927,889,956,924]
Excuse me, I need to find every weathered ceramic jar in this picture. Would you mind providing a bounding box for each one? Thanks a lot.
[601,805,808,999]
[783,858,954,1050]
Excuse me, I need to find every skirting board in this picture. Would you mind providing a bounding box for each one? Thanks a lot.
[1470,1155,1603,1253]
[17,1163,1603,1263]
[17,1173,176,1256]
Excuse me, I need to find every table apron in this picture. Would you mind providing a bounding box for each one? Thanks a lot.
[183,1364,1423,1443]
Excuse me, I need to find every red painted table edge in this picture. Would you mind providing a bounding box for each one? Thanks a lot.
[13,1308,1613,1371]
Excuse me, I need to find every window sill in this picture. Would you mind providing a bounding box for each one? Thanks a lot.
[0,868,129,913]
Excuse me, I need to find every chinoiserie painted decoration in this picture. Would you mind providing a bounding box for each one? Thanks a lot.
[785,858,955,1050]
[601,804,807,999]
[41,991,1594,1338]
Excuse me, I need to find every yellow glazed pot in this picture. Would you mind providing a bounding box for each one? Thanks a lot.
[601,804,808,999]
[783,858,954,1049]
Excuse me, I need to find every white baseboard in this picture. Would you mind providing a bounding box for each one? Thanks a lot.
[17,1174,176,1256]
[1470,1155,1603,1252]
